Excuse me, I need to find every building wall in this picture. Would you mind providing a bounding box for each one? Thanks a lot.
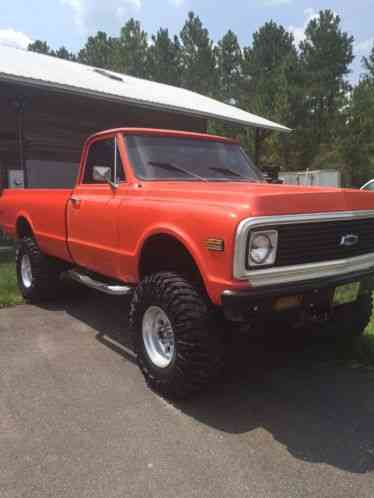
[0,82,207,188]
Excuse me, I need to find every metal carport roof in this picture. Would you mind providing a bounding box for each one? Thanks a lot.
[0,45,290,133]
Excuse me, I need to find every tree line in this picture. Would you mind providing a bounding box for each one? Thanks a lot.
[28,10,374,186]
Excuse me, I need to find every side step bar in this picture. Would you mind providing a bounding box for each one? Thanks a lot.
[67,270,133,296]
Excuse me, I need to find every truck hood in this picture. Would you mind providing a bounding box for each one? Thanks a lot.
[141,181,374,217]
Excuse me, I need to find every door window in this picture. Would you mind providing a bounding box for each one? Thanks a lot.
[83,137,125,184]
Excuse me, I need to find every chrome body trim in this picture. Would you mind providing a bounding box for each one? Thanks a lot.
[233,210,374,285]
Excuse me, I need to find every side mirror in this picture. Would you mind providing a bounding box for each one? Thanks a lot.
[93,165,111,182]
[92,165,117,189]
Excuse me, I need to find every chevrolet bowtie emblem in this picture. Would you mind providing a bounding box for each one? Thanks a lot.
[340,234,359,247]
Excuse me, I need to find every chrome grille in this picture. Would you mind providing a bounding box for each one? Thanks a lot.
[251,218,374,269]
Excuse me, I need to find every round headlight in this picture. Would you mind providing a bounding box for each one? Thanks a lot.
[250,233,272,264]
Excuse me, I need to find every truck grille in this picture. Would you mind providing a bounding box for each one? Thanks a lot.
[254,218,374,268]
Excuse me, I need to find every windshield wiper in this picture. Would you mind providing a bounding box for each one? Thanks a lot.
[209,166,244,179]
[209,166,257,183]
[148,161,207,181]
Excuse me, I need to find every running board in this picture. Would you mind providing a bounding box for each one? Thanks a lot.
[67,270,133,296]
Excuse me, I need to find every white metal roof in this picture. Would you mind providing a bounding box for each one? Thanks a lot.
[0,45,290,133]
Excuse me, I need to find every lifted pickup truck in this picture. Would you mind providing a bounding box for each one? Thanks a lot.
[1,128,374,398]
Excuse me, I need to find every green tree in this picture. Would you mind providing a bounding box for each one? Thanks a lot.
[28,40,76,61]
[363,44,374,79]
[28,40,52,55]
[115,19,149,78]
[241,21,299,167]
[53,46,76,61]
[147,28,181,86]
[215,30,242,104]
[180,12,217,96]
[300,10,354,158]
[78,31,117,69]
[341,79,374,186]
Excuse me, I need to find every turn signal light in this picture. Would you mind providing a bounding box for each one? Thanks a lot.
[205,238,225,252]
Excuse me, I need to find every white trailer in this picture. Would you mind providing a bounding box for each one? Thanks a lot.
[280,169,341,188]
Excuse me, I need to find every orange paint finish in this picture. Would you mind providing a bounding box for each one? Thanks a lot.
[0,188,73,262]
[2,127,374,306]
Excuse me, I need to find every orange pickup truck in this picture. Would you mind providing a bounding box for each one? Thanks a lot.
[1,127,374,398]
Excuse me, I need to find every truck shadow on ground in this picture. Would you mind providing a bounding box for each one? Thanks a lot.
[43,289,374,475]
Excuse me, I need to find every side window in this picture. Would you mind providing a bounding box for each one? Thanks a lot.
[83,138,125,184]
[365,181,374,191]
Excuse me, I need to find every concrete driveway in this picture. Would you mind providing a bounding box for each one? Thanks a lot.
[1,290,374,498]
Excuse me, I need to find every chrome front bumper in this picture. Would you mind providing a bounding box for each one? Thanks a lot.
[244,252,374,288]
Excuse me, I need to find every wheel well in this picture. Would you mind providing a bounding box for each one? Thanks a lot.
[139,234,204,288]
[16,217,33,239]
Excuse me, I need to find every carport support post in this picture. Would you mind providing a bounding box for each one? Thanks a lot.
[255,128,260,167]
[14,97,28,188]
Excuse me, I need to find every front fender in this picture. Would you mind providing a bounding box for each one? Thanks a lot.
[136,223,208,285]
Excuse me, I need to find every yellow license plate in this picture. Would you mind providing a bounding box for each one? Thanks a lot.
[333,282,360,306]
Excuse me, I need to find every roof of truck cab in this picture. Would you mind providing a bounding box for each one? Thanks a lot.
[0,44,290,133]
[90,128,240,143]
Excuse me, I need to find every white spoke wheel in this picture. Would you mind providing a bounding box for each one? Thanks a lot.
[142,306,175,368]
[21,254,33,288]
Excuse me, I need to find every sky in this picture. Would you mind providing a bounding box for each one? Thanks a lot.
[1,0,373,83]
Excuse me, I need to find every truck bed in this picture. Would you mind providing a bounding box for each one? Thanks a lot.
[0,189,73,263]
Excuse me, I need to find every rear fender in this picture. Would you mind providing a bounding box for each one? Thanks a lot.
[15,211,36,240]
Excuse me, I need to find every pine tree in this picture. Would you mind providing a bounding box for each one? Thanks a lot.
[28,40,52,55]
[341,79,374,186]
[363,44,374,79]
[78,32,117,69]
[215,30,242,105]
[147,29,181,86]
[53,46,76,61]
[242,21,298,167]
[300,10,354,154]
[115,19,149,78]
[180,12,217,96]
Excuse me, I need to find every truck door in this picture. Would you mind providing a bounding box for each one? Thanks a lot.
[67,136,125,279]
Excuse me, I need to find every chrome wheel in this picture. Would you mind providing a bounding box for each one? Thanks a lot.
[142,306,175,368]
[21,254,33,289]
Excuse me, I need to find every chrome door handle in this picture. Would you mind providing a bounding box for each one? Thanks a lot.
[70,197,81,207]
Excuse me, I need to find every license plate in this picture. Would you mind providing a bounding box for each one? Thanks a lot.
[333,282,360,306]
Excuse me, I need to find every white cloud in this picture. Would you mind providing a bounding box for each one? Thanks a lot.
[262,0,292,5]
[288,7,318,46]
[355,38,374,53]
[61,0,142,33]
[0,28,33,50]
[168,0,185,6]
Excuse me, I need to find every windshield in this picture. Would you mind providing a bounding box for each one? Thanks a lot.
[125,135,264,182]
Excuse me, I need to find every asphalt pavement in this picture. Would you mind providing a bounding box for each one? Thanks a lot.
[1,290,374,498]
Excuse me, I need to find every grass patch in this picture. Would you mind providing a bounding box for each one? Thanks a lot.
[0,248,23,308]
[352,310,374,365]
